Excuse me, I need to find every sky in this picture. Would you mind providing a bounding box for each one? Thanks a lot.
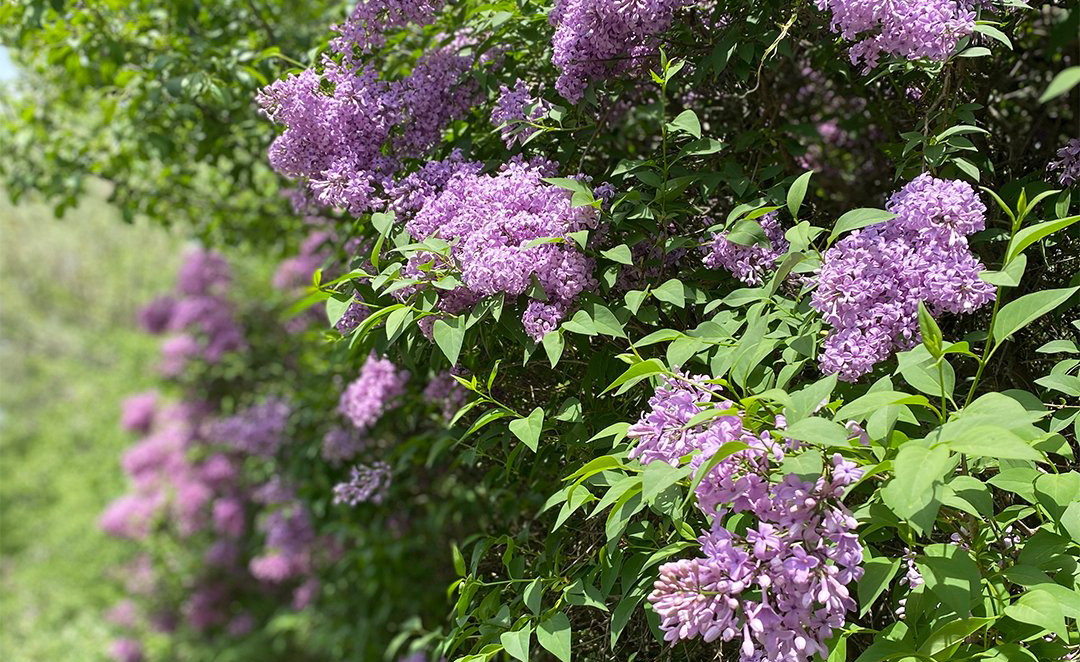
[0,46,18,81]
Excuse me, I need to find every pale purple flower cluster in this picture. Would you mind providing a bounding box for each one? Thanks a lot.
[549,0,695,102]
[330,0,444,56]
[491,80,549,146]
[108,637,144,662]
[121,391,158,434]
[339,353,410,431]
[423,370,468,420]
[405,159,598,340]
[258,44,477,214]
[631,376,864,661]
[206,398,292,457]
[1049,138,1080,186]
[812,174,995,381]
[273,231,331,290]
[250,499,318,583]
[816,0,976,71]
[333,461,393,506]
[383,150,483,221]
[321,425,368,464]
[335,301,372,335]
[703,212,790,286]
[138,249,245,376]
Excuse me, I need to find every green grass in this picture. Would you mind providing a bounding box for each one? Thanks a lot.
[0,186,183,662]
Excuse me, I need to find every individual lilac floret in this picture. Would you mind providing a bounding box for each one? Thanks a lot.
[207,399,292,457]
[333,462,392,506]
[339,353,409,431]
[816,0,976,71]
[703,212,790,286]
[812,174,995,381]
[549,0,695,102]
[491,80,549,146]
[1049,138,1080,187]
[121,392,158,433]
[405,159,598,341]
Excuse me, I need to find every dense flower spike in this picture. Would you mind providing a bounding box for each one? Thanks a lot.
[703,212,790,286]
[491,80,549,146]
[339,353,409,431]
[549,0,695,102]
[816,0,976,70]
[812,174,994,380]
[258,43,477,214]
[331,1,445,56]
[207,398,292,457]
[632,377,863,661]
[322,425,369,464]
[1050,138,1080,186]
[120,391,158,433]
[333,462,393,506]
[406,159,598,340]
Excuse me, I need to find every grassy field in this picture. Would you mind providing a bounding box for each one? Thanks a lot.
[0,187,183,661]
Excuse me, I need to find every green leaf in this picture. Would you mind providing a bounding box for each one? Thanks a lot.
[537,611,572,662]
[782,417,851,447]
[601,244,634,265]
[432,316,465,365]
[881,444,951,532]
[917,543,982,616]
[1039,66,1080,103]
[542,330,564,368]
[325,295,353,328]
[942,425,1042,461]
[524,578,543,615]
[642,461,690,505]
[917,616,996,655]
[828,208,896,244]
[509,407,545,452]
[601,358,667,395]
[980,253,1027,288]
[725,218,770,247]
[1005,215,1079,264]
[992,287,1079,345]
[836,391,930,420]
[973,23,1012,49]
[787,170,813,219]
[500,626,531,662]
[858,557,901,617]
[668,109,701,139]
[652,278,686,307]
[1005,588,1067,638]
[1034,472,1080,520]
[451,543,466,577]
[685,441,750,510]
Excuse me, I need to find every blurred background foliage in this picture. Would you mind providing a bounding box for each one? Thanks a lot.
[0,185,181,661]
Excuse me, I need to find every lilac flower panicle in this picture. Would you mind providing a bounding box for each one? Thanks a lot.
[812,174,994,381]
[177,249,231,296]
[208,398,292,457]
[331,1,445,55]
[335,301,372,335]
[109,638,144,662]
[333,462,393,506]
[423,371,468,420]
[1049,138,1080,187]
[339,353,409,431]
[406,159,598,340]
[703,212,790,286]
[631,376,864,661]
[816,0,976,71]
[138,296,176,334]
[121,392,158,433]
[322,425,369,464]
[549,0,696,102]
[491,80,549,146]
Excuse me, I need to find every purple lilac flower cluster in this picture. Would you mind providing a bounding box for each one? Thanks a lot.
[206,398,292,457]
[339,353,410,431]
[703,212,790,286]
[258,44,478,214]
[491,80,549,146]
[811,174,995,381]
[549,0,695,102]
[138,249,245,376]
[333,461,393,506]
[1049,138,1080,187]
[423,370,468,421]
[630,376,864,661]
[322,425,369,465]
[815,0,976,71]
[405,159,598,341]
[330,0,445,56]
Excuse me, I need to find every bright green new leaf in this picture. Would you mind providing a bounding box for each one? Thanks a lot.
[509,407,545,452]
